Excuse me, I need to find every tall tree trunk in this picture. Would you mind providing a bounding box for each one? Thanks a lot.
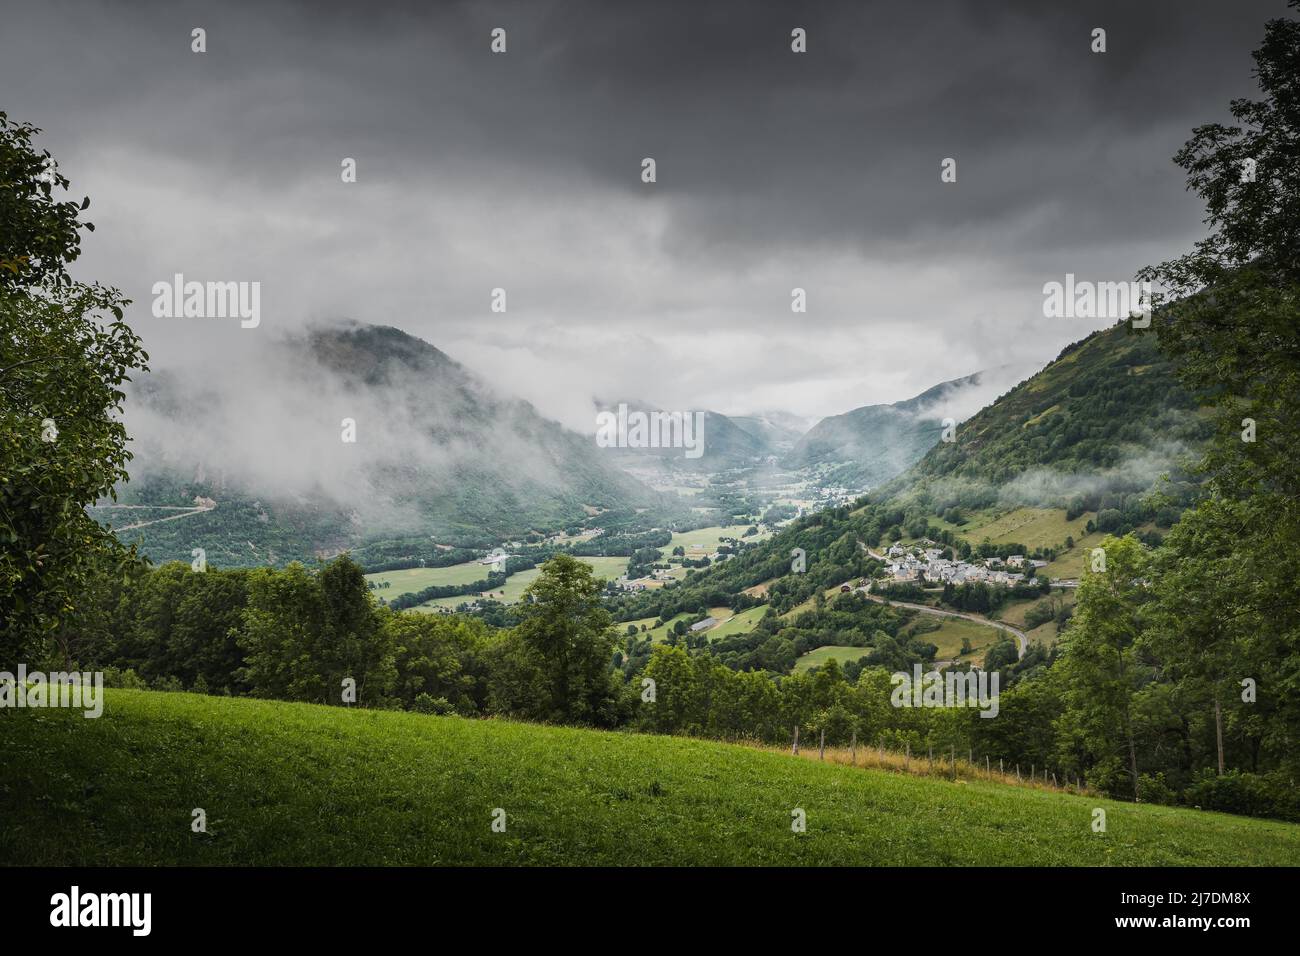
[1117,644,1140,801]
[1214,695,1225,774]
[1127,730,1139,801]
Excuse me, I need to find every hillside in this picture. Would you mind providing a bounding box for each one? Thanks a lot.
[103,324,678,566]
[897,324,1206,497]
[729,411,809,453]
[785,373,984,487]
[611,323,1213,629]
[2,689,1296,866]
[595,403,770,472]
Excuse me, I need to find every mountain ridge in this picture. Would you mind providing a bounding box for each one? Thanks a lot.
[105,323,680,566]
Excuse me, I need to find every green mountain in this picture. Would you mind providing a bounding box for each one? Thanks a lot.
[594,403,770,471]
[616,322,1212,620]
[104,324,679,567]
[886,323,1208,506]
[729,411,810,453]
[784,373,986,486]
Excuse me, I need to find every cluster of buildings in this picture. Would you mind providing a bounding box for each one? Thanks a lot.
[882,544,1046,587]
[812,484,859,508]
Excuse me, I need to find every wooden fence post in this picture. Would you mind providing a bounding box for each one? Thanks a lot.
[1016,764,1021,782]
[850,729,857,765]
[950,746,956,780]
[792,725,800,755]
[905,742,910,770]
[819,729,825,760]
[985,755,991,777]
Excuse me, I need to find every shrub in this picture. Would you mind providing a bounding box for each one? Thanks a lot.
[413,693,455,716]
[1184,769,1300,823]
[1137,772,1177,806]
[101,667,148,690]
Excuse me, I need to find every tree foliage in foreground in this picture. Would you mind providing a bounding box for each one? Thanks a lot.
[0,112,147,665]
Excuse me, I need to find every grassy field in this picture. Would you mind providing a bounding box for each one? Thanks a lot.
[408,556,631,610]
[795,616,1001,671]
[926,507,1097,580]
[964,507,1092,551]
[661,524,769,559]
[1043,532,1106,578]
[794,645,872,673]
[619,605,768,645]
[365,560,490,597]
[997,592,1077,629]
[3,689,1298,866]
[1025,618,1064,645]
[913,616,1004,661]
[622,605,768,644]
[619,612,692,644]
[781,583,855,620]
[646,524,772,584]
[705,605,770,640]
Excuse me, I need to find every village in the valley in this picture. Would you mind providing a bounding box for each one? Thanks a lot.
[877,543,1050,588]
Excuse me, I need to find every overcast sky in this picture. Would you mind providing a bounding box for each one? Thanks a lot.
[1,0,1283,431]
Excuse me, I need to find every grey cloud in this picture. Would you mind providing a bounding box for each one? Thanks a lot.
[0,0,1279,429]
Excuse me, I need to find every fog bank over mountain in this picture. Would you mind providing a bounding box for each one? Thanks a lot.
[118,323,670,552]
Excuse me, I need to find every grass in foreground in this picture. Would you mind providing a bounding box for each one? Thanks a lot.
[2,689,1298,866]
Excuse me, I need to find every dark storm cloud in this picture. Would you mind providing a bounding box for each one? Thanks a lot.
[0,0,1285,425]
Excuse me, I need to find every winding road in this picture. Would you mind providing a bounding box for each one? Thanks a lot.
[855,586,1028,660]
[89,503,214,531]
[856,540,1028,659]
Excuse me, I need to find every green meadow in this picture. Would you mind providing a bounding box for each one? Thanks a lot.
[914,616,1004,661]
[385,555,632,609]
[793,645,871,673]
[705,605,770,640]
[365,560,490,596]
[660,524,770,559]
[940,507,1091,552]
[3,689,1298,866]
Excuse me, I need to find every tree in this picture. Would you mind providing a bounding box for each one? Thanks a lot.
[1054,536,1150,800]
[640,644,703,734]
[317,555,396,704]
[238,563,325,701]
[0,112,147,665]
[237,556,395,706]
[0,112,88,289]
[983,638,1019,673]
[1135,2,1300,784]
[515,554,617,724]
[385,608,488,714]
